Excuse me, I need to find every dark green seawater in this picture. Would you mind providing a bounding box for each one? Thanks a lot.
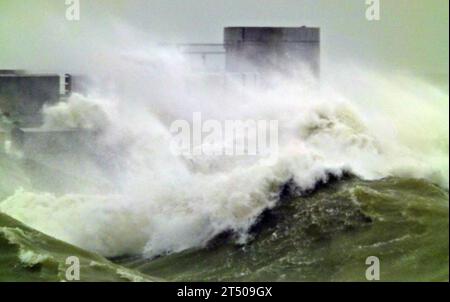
[1,172,448,281]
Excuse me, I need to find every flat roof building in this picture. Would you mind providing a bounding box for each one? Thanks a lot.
[224,26,320,76]
[0,73,60,127]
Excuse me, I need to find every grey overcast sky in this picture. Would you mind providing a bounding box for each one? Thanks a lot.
[0,0,448,75]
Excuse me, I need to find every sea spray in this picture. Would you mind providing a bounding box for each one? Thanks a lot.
[0,42,448,258]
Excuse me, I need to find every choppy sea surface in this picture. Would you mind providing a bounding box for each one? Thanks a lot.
[1,155,448,281]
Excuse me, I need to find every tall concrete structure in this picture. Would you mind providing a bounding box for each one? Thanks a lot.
[64,74,92,96]
[224,26,320,76]
[0,72,60,126]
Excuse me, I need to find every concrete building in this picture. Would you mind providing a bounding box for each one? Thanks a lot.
[11,127,97,157]
[64,73,92,96]
[0,71,60,127]
[224,26,320,76]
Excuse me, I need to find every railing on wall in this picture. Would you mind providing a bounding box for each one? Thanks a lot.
[159,43,261,87]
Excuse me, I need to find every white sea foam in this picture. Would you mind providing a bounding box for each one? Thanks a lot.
[0,47,448,258]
